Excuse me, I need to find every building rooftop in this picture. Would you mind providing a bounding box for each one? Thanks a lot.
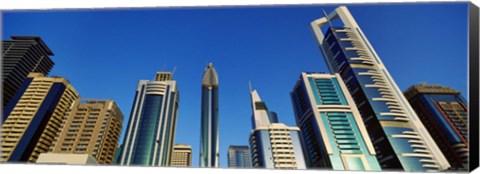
[202,63,219,87]
[10,35,54,56]
[79,98,113,104]
[404,84,461,100]
[228,145,250,150]
[174,144,192,148]
[155,72,173,81]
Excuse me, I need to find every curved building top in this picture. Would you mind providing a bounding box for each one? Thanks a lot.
[202,63,219,87]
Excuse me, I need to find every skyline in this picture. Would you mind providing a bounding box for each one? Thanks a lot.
[2,2,469,168]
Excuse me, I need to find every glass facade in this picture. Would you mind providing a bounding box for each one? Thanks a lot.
[291,73,381,171]
[310,6,450,172]
[132,95,164,165]
[200,63,220,168]
[322,25,436,172]
[118,85,145,165]
[118,73,179,166]
[228,146,252,168]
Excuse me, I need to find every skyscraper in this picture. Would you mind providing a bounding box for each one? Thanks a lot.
[227,145,252,168]
[291,72,381,171]
[171,144,192,167]
[310,6,449,171]
[404,84,469,170]
[118,72,179,166]
[0,73,79,162]
[49,99,123,164]
[249,88,306,169]
[2,36,55,110]
[200,63,220,168]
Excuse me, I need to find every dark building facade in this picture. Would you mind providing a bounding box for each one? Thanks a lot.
[2,36,55,110]
[404,84,469,170]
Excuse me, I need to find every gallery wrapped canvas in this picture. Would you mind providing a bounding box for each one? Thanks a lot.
[1,1,478,173]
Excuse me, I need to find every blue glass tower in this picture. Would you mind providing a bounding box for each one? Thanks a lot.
[310,6,450,172]
[291,72,381,171]
[118,72,179,166]
[200,63,220,168]
[404,84,469,170]
[227,145,252,168]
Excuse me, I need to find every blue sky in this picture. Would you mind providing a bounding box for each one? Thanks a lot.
[2,2,468,168]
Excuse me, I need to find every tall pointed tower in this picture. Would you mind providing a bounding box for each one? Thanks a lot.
[200,63,220,168]
[248,87,306,169]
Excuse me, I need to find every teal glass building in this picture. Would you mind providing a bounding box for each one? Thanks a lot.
[117,72,179,166]
[291,72,381,171]
[310,6,450,172]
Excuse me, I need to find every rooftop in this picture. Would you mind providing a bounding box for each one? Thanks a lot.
[10,35,54,56]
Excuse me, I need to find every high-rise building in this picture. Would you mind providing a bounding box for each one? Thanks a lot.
[49,99,123,164]
[171,144,192,167]
[118,72,179,166]
[200,63,220,168]
[2,36,55,110]
[248,88,306,169]
[0,73,79,162]
[291,72,381,171]
[404,84,469,170]
[227,145,252,168]
[310,6,450,171]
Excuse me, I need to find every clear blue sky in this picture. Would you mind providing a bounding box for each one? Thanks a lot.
[2,2,468,168]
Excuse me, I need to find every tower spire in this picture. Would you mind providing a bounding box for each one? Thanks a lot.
[248,80,252,93]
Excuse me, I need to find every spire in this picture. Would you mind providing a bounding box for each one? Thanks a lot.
[250,87,278,129]
[202,63,219,87]
[250,90,263,109]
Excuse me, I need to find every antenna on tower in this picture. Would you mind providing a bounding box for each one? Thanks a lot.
[172,66,177,76]
[248,80,253,93]
[161,63,166,72]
